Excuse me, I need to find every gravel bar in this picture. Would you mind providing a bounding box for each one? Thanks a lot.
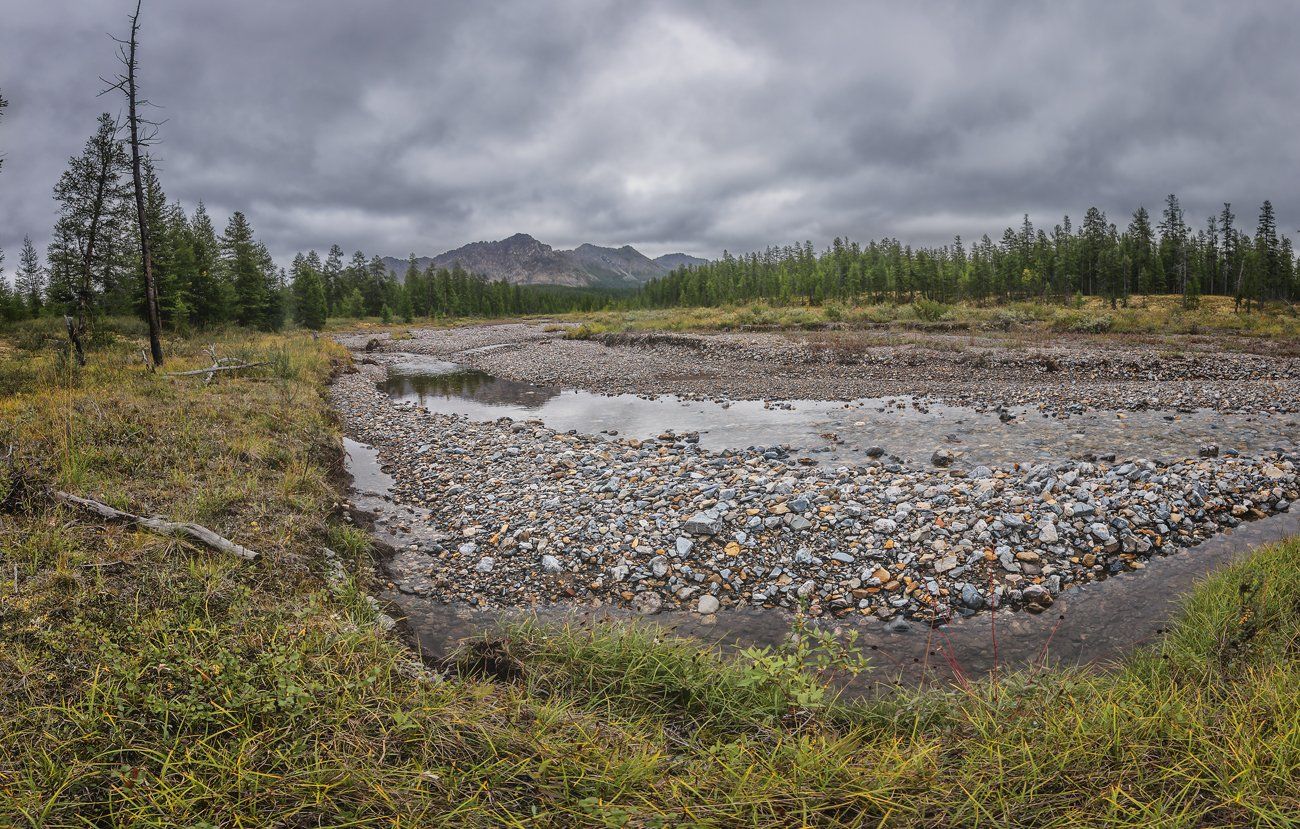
[332,351,1298,622]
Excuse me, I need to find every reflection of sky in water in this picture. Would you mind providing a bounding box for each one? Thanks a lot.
[379,355,1300,468]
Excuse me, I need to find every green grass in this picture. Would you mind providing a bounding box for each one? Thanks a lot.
[553,295,1300,346]
[1,325,1299,825]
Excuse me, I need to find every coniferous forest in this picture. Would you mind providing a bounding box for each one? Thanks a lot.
[633,199,1297,313]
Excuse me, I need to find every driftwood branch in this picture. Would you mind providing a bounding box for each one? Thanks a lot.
[163,344,268,382]
[165,362,269,379]
[50,490,259,561]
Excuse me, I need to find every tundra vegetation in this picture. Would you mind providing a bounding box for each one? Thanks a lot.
[1,328,1299,826]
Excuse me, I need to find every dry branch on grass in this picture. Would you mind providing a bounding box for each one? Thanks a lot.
[49,489,260,561]
[164,344,268,382]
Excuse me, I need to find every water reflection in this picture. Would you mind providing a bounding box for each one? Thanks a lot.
[381,369,561,409]
[377,356,1299,468]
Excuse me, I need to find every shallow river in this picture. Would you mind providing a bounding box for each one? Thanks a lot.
[379,352,1298,469]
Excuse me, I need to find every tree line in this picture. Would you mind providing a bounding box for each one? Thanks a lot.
[0,126,605,341]
[285,250,610,330]
[633,196,1298,312]
[0,108,288,335]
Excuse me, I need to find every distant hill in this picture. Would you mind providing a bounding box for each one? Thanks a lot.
[653,252,710,270]
[381,234,709,288]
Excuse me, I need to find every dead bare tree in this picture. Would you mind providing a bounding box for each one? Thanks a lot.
[102,0,165,367]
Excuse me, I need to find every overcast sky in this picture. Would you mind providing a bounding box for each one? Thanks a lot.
[2,0,1298,268]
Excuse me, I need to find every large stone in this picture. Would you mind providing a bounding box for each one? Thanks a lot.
[683,512,723,536]
[696,594,720,615]
[540,554,563,574]
[960,584,984,609]
[1038,521,1059,543]
[634,592,663,615]
[1021,583,1053,608]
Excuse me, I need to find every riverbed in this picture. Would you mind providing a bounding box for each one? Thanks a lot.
[335,322,1300,689]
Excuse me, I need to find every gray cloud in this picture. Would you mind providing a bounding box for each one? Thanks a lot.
[2,0,1298,271]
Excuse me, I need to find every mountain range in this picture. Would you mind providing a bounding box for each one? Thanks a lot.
[381,233,708,288]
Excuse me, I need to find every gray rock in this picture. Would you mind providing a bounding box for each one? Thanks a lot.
[885,616,911,633]
[683,512,723,536]
[696,594,720,615]
[1021,583,1053,607]
[634,592,663,614]
[540,554,563,574]
[474,557,495,573]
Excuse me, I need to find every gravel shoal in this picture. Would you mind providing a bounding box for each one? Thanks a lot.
[345,323,1300,414]
[332,356,1298,621]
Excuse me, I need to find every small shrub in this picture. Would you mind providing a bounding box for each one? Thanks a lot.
[911,298,951,322]
[1050,311,1114,334]
[563,322,608,340]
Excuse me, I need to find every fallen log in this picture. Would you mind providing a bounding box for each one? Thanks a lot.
[50,490,260,561]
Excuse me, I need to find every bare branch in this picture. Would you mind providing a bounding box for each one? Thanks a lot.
[50,489,260,561]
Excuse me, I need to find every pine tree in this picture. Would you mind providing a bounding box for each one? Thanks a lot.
[261,250,286,331]
[1126,207,1155,297]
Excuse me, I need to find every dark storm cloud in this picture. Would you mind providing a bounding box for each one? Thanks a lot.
[2,0,1298,269]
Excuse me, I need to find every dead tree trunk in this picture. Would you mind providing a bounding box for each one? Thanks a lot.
[116,0,165,367]
[101,0,163,366]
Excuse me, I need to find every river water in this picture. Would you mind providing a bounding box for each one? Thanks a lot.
[378,352,1298,470]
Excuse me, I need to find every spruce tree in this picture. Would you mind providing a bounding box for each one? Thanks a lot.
[221,211,266,327]
[1255,200,1281,300]
[322,244,344,312]
[16,236,44,315]
[291,253,328,330]
[186,201,226,326]
[1158,194,1186,295]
